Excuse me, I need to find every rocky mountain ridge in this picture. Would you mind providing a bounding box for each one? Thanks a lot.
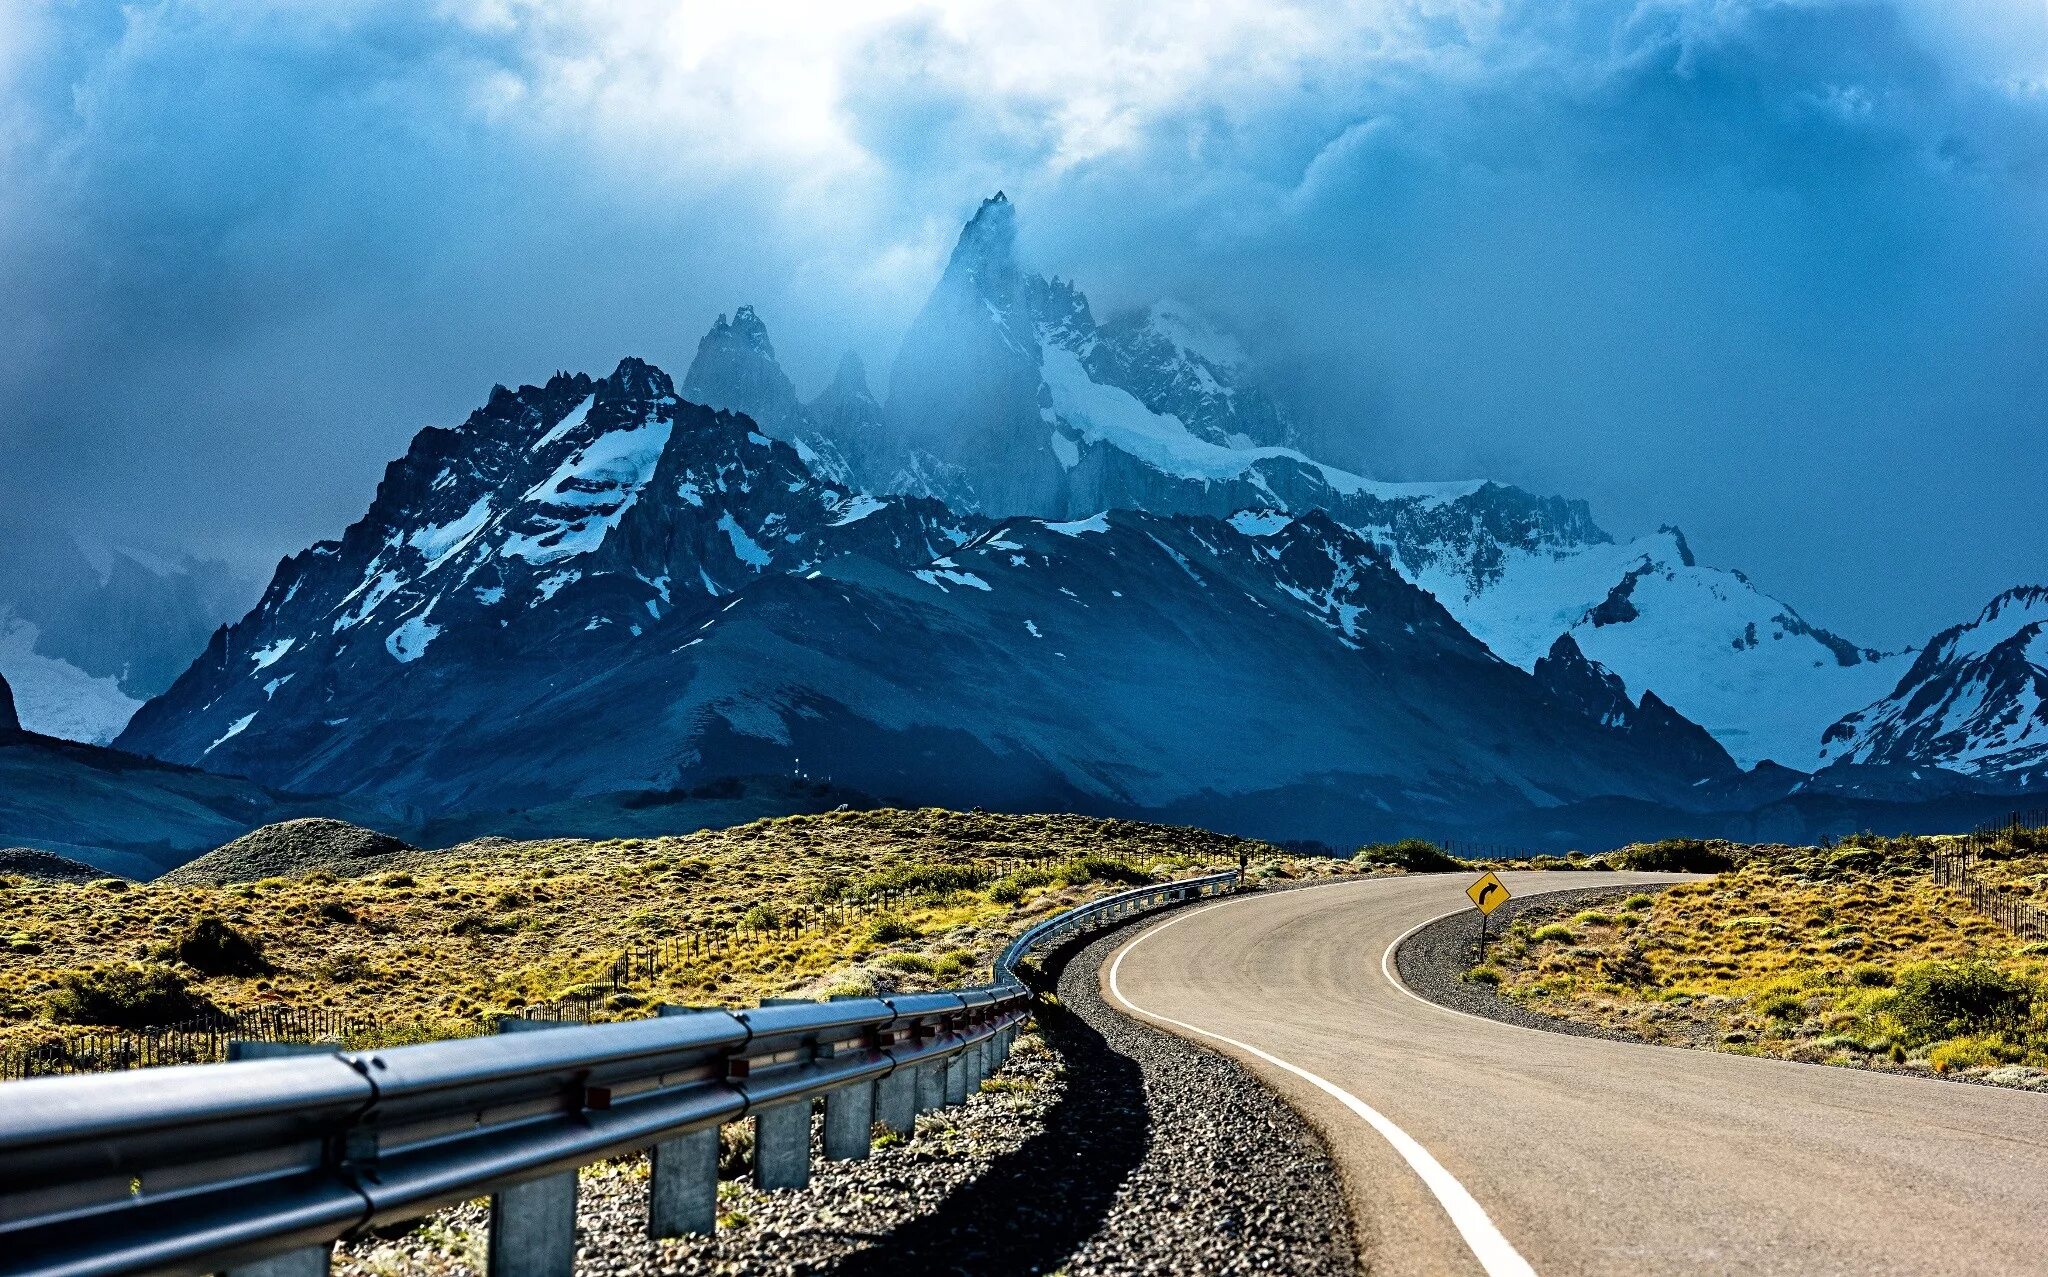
[1820,586,2048,791]
[116,358,1747,842]
[678,194,1923,773]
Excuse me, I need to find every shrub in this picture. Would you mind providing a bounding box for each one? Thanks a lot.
[1891,961,2034,1043]
[316,901,357,924]
[1574,910,1618,927]
[1465,966,1503,985]
[1531,924,1575,944]
[988,866,1058,904]
[877,953,934,975]
[173,916,272,976]
[1621,894,1655,910]
[1352,839,1462,873]
[860,864,987,899]
[449,913,516,937]
[318,953,369,984]
[1848,963,1893,988]
[1756,991,1806,1021]
[1928,1035,2020,1073]
[46,964,207,1028]
[1605,839,1734,874]
[1056,856,1155,888]
[866,915,917,943]
[740,903,782,931]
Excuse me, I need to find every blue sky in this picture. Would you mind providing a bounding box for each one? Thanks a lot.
[1,0,2043,647]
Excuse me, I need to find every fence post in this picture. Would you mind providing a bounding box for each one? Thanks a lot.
[487,1018,579,1277]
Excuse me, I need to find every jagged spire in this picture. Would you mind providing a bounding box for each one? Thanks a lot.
[943,191,1020,289]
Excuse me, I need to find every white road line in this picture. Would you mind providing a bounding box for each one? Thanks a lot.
[1106,898,1539,1277]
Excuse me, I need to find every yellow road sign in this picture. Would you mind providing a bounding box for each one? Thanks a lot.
[1466,871,1510,916]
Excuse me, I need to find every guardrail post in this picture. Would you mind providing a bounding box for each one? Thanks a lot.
[823,1081,874,1160]
[489,1017,580,1277]
[754,1100,811,1190]
[914,1056,945,1113]
[647,1127,718,1238]
[944,1048,970,1105]
[876,1063,916,1132]
[226,1245,332,1277]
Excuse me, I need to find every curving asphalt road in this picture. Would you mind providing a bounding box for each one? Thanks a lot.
[1104,871,2048,1276]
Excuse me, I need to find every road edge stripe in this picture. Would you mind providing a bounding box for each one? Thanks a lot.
[1106,897,1539,1277]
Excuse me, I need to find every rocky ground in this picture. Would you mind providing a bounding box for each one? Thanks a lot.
[335,909,1357,1276]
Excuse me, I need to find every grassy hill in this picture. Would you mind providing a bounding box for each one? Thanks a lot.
[1472,833,2048,1087]
[0,809,1342,1056]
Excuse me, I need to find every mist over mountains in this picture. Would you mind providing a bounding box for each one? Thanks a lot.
[4,194,2041,867]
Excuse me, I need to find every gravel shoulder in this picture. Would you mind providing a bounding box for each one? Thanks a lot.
[337,902,1357,1276]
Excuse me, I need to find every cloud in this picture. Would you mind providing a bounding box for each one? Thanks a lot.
[2,0,2044,645]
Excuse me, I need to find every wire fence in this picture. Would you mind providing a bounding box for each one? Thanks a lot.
[0,852,1158,1080]
[1930,810,2048,942]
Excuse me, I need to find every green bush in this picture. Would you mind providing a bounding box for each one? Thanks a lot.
[1605,839,1734,874]
[46,964,208,1028]
[988,866,1059,904]
[1352,839,1462,873]
[1756,991,1806,1021]
[1531,923,1575,944]
[1620,894,1655,910]
[1848,963,1893,988]
[1056,856,1155,888]
[1464,966,1503,985]
[1574,910,1618,927]
[866,915,917,943]
[877,953,935,975]
[1891,961,2035,1043]
[173,916,272,976]
[740,903,783,931]
[859,864,987,899]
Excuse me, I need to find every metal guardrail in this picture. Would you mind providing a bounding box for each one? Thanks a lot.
[0,869,1238,1277]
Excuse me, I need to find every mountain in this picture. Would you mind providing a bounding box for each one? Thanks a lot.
[681,305,861,487]
[117,358,977,795]
[117,361,1733,843]
[0,521,256,743]
[1531,633,1740,783]
[0,671,18,735]
[1819,586,2048,791]
[1420,526,1908,769]
[783,193,1910,773]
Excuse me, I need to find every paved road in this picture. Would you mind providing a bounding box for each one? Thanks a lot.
[1105,871,2048,1276]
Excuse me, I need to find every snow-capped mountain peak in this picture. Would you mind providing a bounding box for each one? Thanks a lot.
[1821,585,2048,789]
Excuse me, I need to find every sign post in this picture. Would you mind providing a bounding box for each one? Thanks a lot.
[1465,870,1511,955]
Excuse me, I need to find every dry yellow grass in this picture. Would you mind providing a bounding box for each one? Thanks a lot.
[1473,834,2048,1086]
[0,808,1350,1054]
